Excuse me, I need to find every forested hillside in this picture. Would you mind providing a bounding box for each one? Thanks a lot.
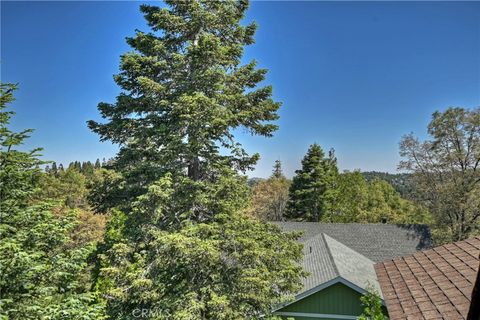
[249,172,415,200]
[361,171,415,199]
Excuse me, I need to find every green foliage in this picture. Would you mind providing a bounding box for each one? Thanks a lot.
[34,162,108,249]
[88,1,304,318]
[0,83,105,319]
[88,0,281,213]
[0,83,43,212]
[324,171,431,224]
[87,167,126,214]
[358,288,387,320]
[283,143,430,224]
[36,167,88,209]
[399,107,480,242]
[95,176,305,319]
[362,171,415,199]
[0,203,105,320]
[286,144,338,221]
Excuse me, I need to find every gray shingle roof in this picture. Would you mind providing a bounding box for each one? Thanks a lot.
[300,233,383,296]
[301,234,337,292]
[272,222,432,300]
[273,222,432,263]
[325,234,382,297]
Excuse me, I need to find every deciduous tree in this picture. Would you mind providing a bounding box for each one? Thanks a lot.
[399,107,480,242]
[358,288,387,320]
[248,160,290,221]
[320,171,430,224]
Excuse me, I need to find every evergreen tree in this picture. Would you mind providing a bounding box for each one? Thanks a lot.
[272,159,283,179]
[88,1,281,213]
[0,83,105,319]
[88,1,304,318]
[51,161,58,175]
[285,143,338,221]
[94,158,101,169]
[71,160,81,172]
[81,161,94,177]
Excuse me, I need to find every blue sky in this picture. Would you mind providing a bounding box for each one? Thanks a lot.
[2,1,479,178]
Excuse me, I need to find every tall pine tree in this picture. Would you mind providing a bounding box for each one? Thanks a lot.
[88,0,280,217]
[88,1,304,318]
[272,159,283,179]
[285,143,338,221]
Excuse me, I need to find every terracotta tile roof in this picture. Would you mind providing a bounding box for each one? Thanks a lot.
[375,237,480,320]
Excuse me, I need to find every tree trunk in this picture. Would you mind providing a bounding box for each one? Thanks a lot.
[188,157,200,181]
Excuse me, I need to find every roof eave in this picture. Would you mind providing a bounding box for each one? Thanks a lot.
[273,276,385,312]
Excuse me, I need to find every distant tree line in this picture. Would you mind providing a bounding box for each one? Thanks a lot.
[45,158,105,175]
[361,171,415,199]
[247,108,480,244]
[248,146,431,225]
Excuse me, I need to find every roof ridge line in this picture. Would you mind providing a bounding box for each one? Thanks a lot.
[322,233,340,276]
[274,221,429,226]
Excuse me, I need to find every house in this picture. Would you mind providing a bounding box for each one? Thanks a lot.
[272,222,432,320]
[375,236,480,320]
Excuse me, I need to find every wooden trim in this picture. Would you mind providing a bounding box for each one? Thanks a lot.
[273,276,385,311]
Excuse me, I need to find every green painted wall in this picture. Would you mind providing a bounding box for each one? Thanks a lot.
[276,282,363,319]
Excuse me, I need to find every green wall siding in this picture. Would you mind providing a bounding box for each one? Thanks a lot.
[276,282,363,319]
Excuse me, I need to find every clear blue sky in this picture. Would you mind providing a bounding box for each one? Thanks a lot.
[2,1,479,178]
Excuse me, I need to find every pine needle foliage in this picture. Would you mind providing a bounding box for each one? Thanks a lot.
[88,1,305,318]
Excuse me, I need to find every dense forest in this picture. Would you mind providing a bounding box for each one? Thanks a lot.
[1,1,479,319]
[361,172,415,199]
[250,171,415,199]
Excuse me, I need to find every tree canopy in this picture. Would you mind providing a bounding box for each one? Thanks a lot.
[323,171,431,224]
[0,83,105,319]
[399,107,480,242]
[87,1,305,318]
[285,144,338,222]
[88,0,281,215]
[248,160,290,221]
